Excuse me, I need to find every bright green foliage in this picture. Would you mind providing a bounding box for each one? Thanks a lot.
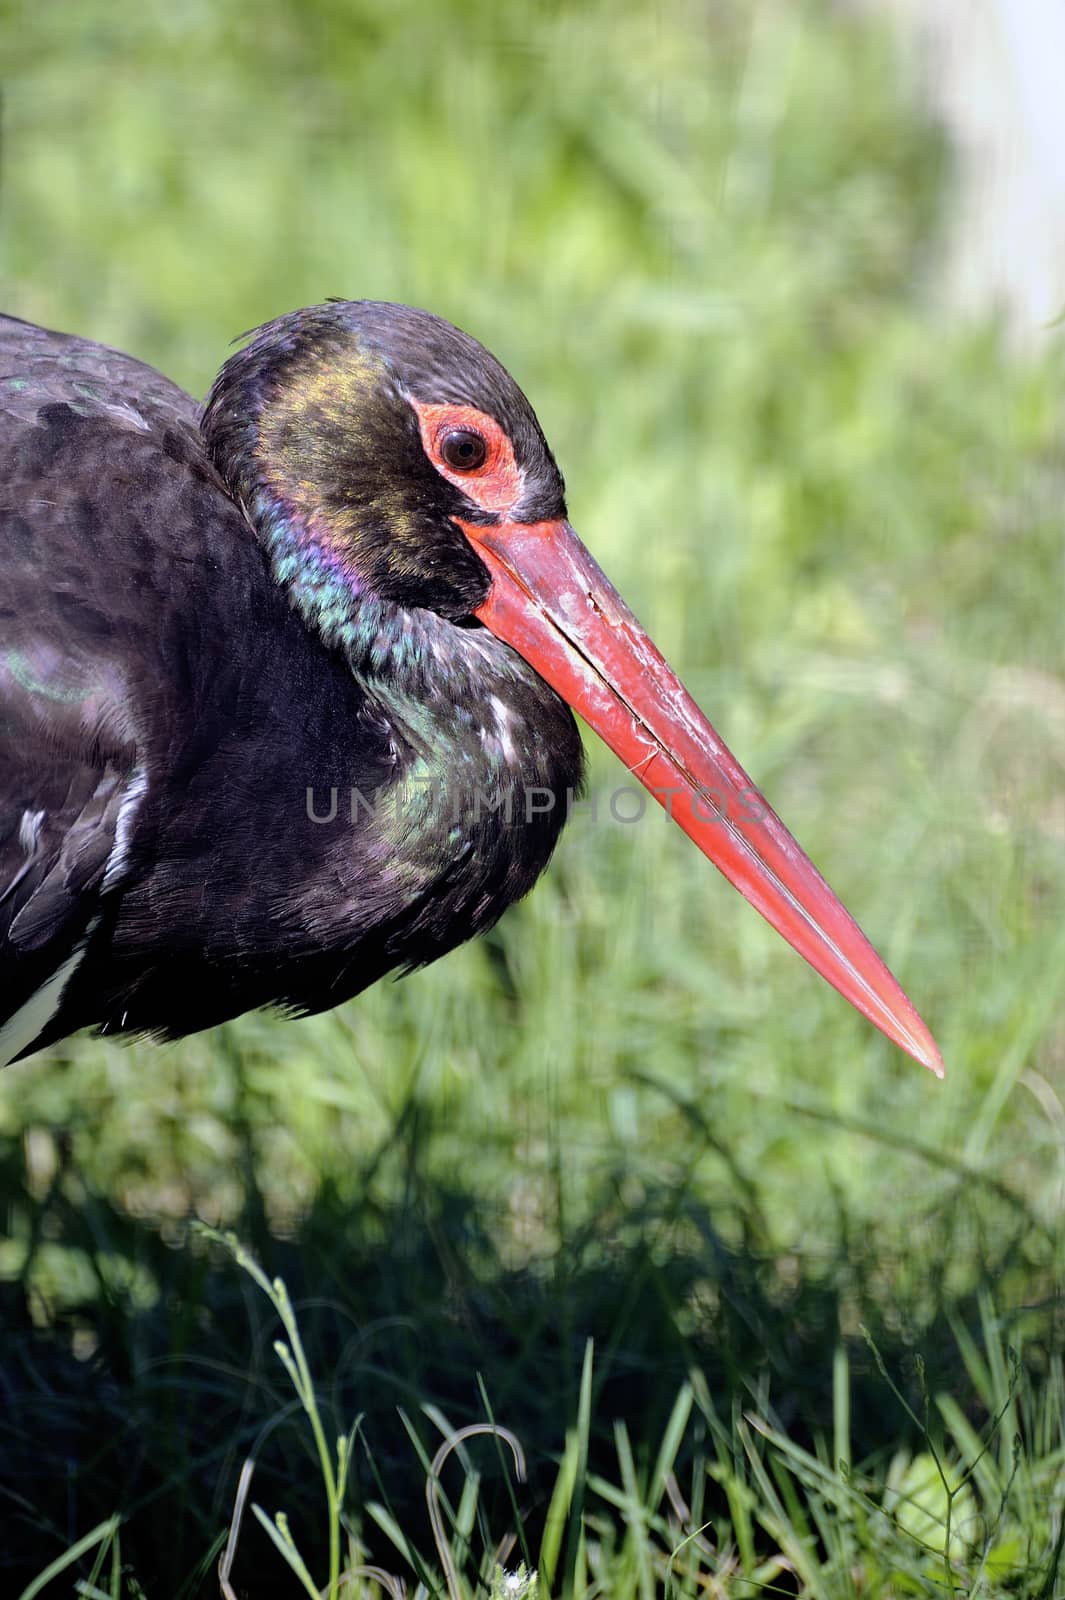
[2,0,1064,1594]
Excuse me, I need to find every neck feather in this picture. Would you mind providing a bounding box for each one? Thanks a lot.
[245,478,371,651]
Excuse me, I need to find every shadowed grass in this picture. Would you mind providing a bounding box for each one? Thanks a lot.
[3,1123,1064,1595]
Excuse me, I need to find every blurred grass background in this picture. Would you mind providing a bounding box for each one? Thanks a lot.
[2,0,1065,1594]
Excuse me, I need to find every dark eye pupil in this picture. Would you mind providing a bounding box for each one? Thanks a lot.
[441,429,487,471]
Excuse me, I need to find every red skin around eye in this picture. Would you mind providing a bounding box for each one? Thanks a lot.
[412,400,523,515]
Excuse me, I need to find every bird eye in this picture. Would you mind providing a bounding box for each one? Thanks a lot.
[440,428,487,471]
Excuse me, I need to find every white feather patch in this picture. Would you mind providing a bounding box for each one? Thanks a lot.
[102,766,148,890]
[0,942,88,1067]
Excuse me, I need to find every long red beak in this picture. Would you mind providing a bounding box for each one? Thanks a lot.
[462,516,943,1076]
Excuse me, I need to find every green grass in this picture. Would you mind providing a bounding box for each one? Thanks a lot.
[2,0,1065,1593]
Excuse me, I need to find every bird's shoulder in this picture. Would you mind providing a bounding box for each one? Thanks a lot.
[0,313,200,435]
[0,314,283,678]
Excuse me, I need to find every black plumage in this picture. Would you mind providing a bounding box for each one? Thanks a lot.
[0,305,583,1063]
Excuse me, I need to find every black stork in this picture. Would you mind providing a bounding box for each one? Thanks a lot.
[0,301,942,1075]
